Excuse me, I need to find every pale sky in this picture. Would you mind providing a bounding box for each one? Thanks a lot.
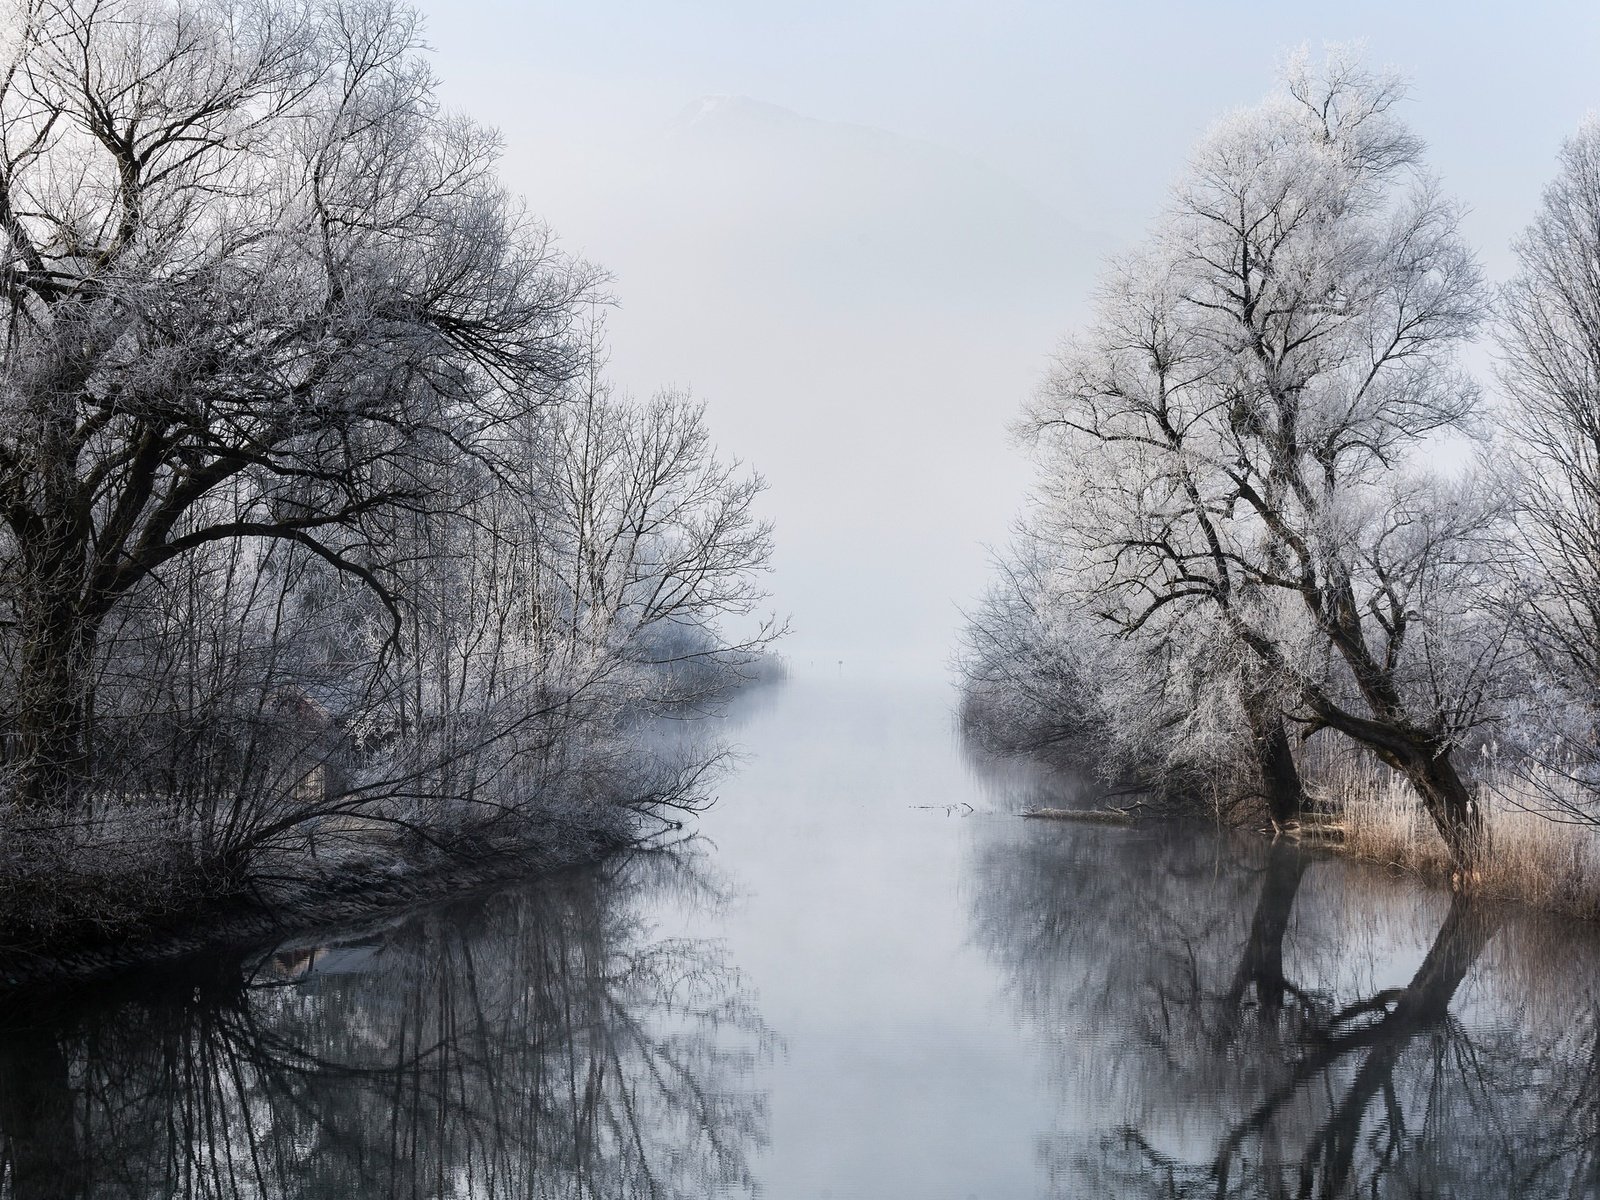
[415,1,1600,680]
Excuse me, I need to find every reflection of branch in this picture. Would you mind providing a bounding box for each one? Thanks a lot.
[971,801,1600,1199]
[1210,894,1500,1191]
[1223,841,1307,1015]
[1322,987,1405,1030]
[0,849,769,1199]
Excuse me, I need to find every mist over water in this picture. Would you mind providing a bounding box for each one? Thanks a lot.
[7,679,1600,1197]
[11,4,1600,1195]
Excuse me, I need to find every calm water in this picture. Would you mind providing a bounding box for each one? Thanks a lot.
[3,677,1600,1197]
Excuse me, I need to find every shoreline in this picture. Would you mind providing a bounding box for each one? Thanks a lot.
[970,704,1600,925]
[0,813,637,994]
[1024,789,1600,926]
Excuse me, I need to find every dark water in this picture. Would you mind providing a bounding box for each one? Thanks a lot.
[3,677,1600,1197]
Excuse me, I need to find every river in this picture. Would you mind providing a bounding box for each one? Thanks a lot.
[0,677,1597,1197]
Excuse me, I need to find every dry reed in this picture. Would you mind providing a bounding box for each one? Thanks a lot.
[1302,738,1600,921]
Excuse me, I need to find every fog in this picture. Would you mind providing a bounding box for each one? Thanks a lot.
[415,0,1600,679]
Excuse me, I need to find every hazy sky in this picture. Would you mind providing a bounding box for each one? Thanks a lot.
[415,1,1600,680]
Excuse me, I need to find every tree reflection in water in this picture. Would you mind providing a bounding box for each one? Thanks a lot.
[0,849,769,1199]
[970,821,1600,1198]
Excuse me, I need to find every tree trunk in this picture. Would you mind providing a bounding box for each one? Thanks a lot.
[1392,747,1484,873]
[16,590,92,808]
[15,394,94,808]
[1243,698,1303,825]
[1309,587,1491,873]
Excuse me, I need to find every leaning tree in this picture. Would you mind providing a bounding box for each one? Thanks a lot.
[0,0,595,802]
[1026,49,1507,866]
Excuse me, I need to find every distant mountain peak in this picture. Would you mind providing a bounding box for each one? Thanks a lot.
[665,94,813,139]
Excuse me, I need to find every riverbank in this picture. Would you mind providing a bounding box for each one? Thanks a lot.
[5,677,1600,1196]
[1303,748,1600,922]
[962,694,1600,922]
[0,803,638,991]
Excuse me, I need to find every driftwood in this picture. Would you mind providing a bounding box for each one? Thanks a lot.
[1021,807,1138,826]
[1275,815,1347,844]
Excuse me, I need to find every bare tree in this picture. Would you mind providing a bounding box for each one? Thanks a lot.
[1022,49,1504,866]
[959,524,1292,819]
[1497,117,1600,812]
[532,343,781,705]
[0,1,784,943]
[0,0,595,803]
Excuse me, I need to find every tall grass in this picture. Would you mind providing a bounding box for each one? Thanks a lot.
[1302,738,1600,920]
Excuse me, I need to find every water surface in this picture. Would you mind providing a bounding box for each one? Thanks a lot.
[2,677,1599,1197]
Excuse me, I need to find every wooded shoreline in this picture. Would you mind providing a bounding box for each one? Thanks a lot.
[0,810,638,992]
[961,50,1600,906]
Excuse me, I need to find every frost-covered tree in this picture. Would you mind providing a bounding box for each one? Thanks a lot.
[0,0,782,936]
[0,0,594,803]
[1018,49,1504,865]
[959,523,1298,819]
[534,358,779,705]
[1498,118,1600,809]
[957,530,1116,761]
[1013,253,1317,823]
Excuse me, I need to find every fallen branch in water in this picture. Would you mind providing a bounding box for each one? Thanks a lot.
[1021,807,1138,825]
[1272,816,1348,844]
